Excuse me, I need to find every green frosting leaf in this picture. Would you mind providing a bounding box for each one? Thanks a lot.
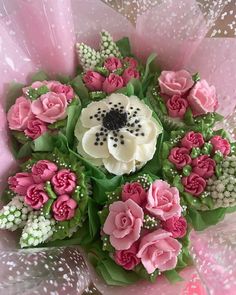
[116,37,131,57]
[142,53,157,92]
[43,199,54,218]
[88,198,100,239]
[183,107,194,125]
[70,75,90,107]
[164,269,183,283]
[32,132,54,152]
[16,141,32,159]
[66,98,81,147]
[31,71,49,82]
[5,82,24,112]
[89,91,107,101]
[11,130,29,144]
[192,72,200,82]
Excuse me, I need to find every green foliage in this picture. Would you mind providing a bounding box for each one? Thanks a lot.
[116,37,131,57]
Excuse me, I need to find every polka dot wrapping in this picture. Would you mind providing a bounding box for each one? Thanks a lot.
[0,0,236,294]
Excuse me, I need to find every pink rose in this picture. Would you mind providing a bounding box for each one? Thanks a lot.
[168,147,192,170]
[114,242,140,270]
[146,180,181,221]
[104,57,122,72]
[8,172,34,196]
[121,182,147,206]
[123,57,138,69]
[52,194,77,221]
[192,155,216,179]
[158,70,194,96]
[31,92,68,124]
[187,80,218,116]
[50,82,74,102]
[210,135,231,157]
[182,173,206,196]
[7,97,32,130]
[181,131,205,150]
[83,71,105,91]
[103,199,144,250]
[122,68,140,85]
[51,169,77,195]
[166,95,188,118]
[137,229,182,273]
[32,160,58,183]
[162,216,187,238]
[24,118,47,139]
[103,73,124,94]
[25,183,49,209]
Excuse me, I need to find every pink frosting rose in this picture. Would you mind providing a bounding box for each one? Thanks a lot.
[162,216,187,238]
[210,135,231,157]
[123,57,138,69]
[8,172,34,196]
[122,68,140,85]
[192,155,216,179]
[181,131,205,150]
[50,82,74,102]
[83,71,105,91]
[137,229,182,273]
[114,242,140,270]
[31,92,68,124]
[7,97,32,130]
[51,169,77,195]
[32,160,58,183]
[158,70,194,96]
[121,182,147,206]
[187,80,218,117]
[104,57,122,72]
[166,95,188,118]
[168,147,192,170]
[25,183,49,209]
[52,194,77,221]
[103,73,124,94]
[103,199,144,250]
[146,180,181,221]
[182,173,206,196]
[24,118,47,139]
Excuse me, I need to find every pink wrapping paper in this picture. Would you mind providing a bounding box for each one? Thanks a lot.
[0,0,236,294]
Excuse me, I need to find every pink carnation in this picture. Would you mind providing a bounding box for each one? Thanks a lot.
[103,73,124,94]
[24,118,47,139]
[182,173,206,196]
[104,57,122,72]
[31,160,58,183]
[181,131,205,150]
[137,229,182,273]
[168,147,192,170]
[162,216,187,238]
[122,67,140,85]
[51,169,77,195]
[166,95,188,118]
[52,194,77,221]
[146,180,181,221]
[25,183,49,209]
[103,199,144,250]
[8,172,34,196]
[121,182,147,206]
[114,242,140,270]
[123,57,138,69]
[192,155,216,179]
[49,82,74,102]
[210,135,231,157]
[83,71,105,91]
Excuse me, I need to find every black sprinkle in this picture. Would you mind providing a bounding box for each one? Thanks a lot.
[118,102,121,105]
[141,133,145,136]
[110,137,114,140]
[136,129,140,132]
[130,107,133,109]
[137,108,140,111]
[98,108,101,110]
[109,102,112,104]
[135,133,139,136]
[95,133,99,136]
[94,142,98,146]
[103,138,107,141]
[121,140,124,145]
[94,114,98,118]
[120,135,124,139]
[113,144,117,148]
[114,138,118,142]
[90,116,93,119]
[100,142,103,146]
[138,124,141,128]
[100,132,104,136]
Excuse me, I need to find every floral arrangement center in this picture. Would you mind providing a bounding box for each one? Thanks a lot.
[75,93,163,175]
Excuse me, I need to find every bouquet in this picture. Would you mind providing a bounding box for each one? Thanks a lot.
[1,1,236,293]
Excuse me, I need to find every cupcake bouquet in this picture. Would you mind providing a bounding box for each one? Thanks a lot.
[1,30,236,286]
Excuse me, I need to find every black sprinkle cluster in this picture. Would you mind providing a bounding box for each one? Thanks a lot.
[89,101,145,148]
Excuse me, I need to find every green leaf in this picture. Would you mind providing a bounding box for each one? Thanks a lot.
[98,207,109,225]
[187,207,227,231]
[66,98,81,147]
[184,107,194,125]
[127,82,134,96]
[70,75,90,107]
[97,258,139,286]
[116,37,131,57]
[164,269,183,283]
[31,71,49,82]
[44,182,57,199]
[89,91,107,101]
[48,118,67,130]
[56,75,71,84]
[5,82,24,112]
[92,175,123,204]
[43,199,54,218]
[88,198,100,239]
[94,66,109,76]
[142,53,157,91]
[16,141,32,159]
[192,72,200,82]
[173,175,184,192]
[31,132,54,152]
[11,131,29,144]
